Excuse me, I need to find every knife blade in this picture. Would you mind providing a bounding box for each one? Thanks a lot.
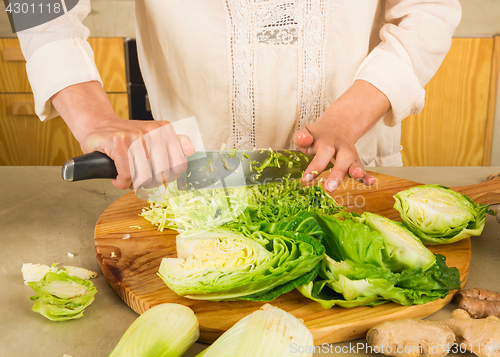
[62,149,322,192]
[177,149,318,190]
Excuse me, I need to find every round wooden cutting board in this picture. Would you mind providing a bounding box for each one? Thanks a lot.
[93,171,499,344]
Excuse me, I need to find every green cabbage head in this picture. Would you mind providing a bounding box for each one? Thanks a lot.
[393,184,489,244]
[158,228,324,301]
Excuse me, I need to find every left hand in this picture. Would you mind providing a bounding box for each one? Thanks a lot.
[294,113,375,193]
[293,80,391,192]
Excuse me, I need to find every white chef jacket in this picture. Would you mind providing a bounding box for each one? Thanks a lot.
[17,0,461,167]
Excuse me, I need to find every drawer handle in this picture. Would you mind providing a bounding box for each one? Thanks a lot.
[9,102,36,116]
[2,47,25,62]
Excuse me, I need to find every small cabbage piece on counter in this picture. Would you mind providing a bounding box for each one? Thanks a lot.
[22,263,59,284]
[22,263,98,284]
[108,303,199,357]
[297,213,460,309]
[158,227,324,301]
[196,304,314,357]
[393,184,490,245]
[28,271,97,321]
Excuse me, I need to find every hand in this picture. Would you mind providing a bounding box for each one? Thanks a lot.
[82,117,195,190]
[51,81,195,190]
[293,80,391,192]
[295,116,375,193]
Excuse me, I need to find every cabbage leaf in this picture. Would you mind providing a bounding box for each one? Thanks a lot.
[297,214,460,308]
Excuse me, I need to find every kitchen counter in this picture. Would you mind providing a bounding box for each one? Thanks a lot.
[1,166,499,357]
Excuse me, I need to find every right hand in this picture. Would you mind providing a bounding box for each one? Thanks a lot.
[51,81,195,190]
[81,116,195,190]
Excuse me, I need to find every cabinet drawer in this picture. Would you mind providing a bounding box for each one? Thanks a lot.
[0,37,126,93]
[0,39,32,93]
[0,93,128,166]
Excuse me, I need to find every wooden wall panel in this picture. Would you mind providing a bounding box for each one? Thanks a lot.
[0,93,128,166]
[401,37,495,166]
[482,36,500,165]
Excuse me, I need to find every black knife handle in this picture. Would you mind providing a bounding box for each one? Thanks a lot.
[62,152,118,181]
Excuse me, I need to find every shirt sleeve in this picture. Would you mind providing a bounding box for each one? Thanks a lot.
[16,0,102,121]
[355,0,462,127]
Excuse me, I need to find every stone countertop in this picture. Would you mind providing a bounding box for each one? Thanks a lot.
[0,166,499,357]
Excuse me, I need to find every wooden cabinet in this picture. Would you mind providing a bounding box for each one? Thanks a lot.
[401,36,500,166]
[0,39,32,93]
[0,37,128,166]
[0,93,128,166]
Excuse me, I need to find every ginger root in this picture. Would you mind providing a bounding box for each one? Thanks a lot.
[442,309,500,357]
[366,309,500,357]
[366,319,454,357]
[457,289,500,318]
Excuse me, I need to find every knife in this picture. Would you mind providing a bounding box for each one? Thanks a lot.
[62,150,324,191]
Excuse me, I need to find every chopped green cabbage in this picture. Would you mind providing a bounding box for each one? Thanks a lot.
[141,180,342,232]
[28,271,97,321]
[393,184,490,244]
[141,184,253,232]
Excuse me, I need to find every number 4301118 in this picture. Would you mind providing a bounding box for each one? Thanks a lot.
[5,2,62,14]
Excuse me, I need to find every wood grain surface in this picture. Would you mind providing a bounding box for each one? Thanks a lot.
[0,37,128,166]
[0,38,127,94]
[483,36,500,166]
[0,93,128,166]
[0,38,32,93]
[94,172,500,344]
[87,38,127,93]
[401,37,496,166]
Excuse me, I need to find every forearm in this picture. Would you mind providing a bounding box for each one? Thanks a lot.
[322,80,391,141]
[51,81,117,144]
[50,81,194,190]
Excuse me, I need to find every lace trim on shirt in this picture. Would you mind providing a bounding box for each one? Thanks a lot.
[256,2,299,45]
[224,0,328,149]
[296,0,329,133]
[224,0,257,149]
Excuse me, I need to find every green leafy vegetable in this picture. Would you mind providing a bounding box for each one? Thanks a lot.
[352,212,436,272]
[141,184,252,232]
[228,211,327,242]
[297,214,460,308]
[108,303,199,357]
[158,227,324,301]
[28,271,97,321]
[393,184,490,244]
[196,304,314,357]
[141,180,343,233]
